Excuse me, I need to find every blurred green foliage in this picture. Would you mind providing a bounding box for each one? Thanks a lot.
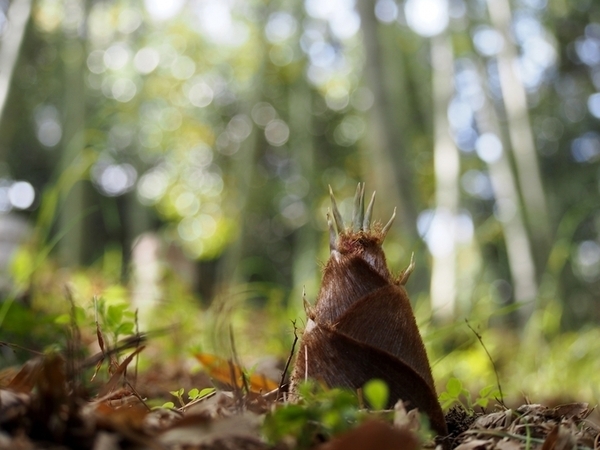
[438,377,500,412]
[263,381,372,448]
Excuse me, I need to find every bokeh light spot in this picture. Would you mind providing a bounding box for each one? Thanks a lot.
[188,81,214,108]
[461,170,494,200]
[333,115,365,146]
[144,0,185,21]
[269,45,294,66]
[475,133,503,163]
[171,56,196,80]
[134,47,160,74]
[252,102,277,127]
[137,169,168,203]
[118,8,142,34]
[34,105,62,148]
[571,132,600,163]
[405,0,448,37]
[93,163,137,197]
[265,12,297,43]
[587,93,600,119]
[473,26,504,57]
[228,115,253,142]
[325,86,350,111]
[574,240,600,282]
[8,182,35,210]
[265,120,290,146]
[87,50,105,74]
[375,0,399,24]
[112,78,137,102]
[104,42,131,70]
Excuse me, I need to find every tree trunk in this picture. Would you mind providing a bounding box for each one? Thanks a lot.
[486,0,551,271]
[356,0,418,241]
[289,80,318,299]
[429,33,460,322]
[0,0,32,124]
[58,5,88,267]
[474,63,538,326]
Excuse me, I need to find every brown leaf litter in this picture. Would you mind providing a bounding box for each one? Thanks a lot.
[0,345,598,450]
[448,403,600,450]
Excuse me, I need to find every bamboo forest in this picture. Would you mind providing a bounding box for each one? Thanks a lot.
[0,0,599,448]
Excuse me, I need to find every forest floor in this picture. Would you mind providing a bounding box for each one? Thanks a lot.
[0,332,599,450]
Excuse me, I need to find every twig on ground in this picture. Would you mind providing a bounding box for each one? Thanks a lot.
[276,320,299,401]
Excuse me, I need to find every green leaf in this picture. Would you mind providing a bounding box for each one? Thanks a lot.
[188,388,200,400]
[445,377,463,397]
[475,397,489,408]
[169,388,184,399]
[55,314,71,325]
[438,392,452,401]
[263,404,313,443]
[197,387,216,399]
[106,304,124,327]
[479,385,499,398]
[187,387,215,400]
[363,378,389,410]
[116,322,134,336]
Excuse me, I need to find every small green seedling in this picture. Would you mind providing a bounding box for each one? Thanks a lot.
[188,387,216,401]
[160,387,217,410]
[438,377,500,413]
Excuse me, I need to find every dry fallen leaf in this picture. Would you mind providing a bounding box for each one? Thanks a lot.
[549,403,589,421]
[474,410,515,429]
[494,438,521,450]
[541,426,576,450]
[194,353,279,393]
[0,389,30,424]
[6,357,44,394]
[158,412,262,448]
[317,419,422,450]
[451,403,599,450]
